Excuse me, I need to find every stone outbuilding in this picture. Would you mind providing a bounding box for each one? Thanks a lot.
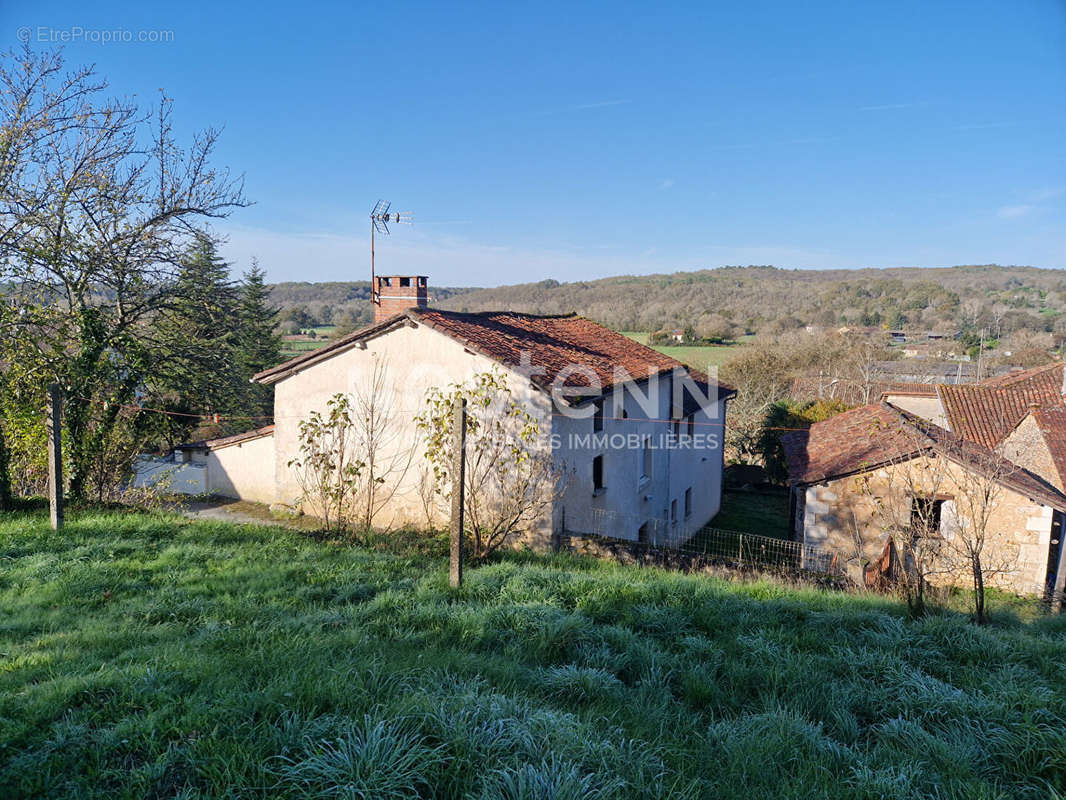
[782,403,1066,597]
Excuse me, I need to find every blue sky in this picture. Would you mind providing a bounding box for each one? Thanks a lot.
[5,0,1065,285]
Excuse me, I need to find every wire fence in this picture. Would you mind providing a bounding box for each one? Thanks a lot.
[560,509,845,581]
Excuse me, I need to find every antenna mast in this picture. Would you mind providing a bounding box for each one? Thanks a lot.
[370,200,412,307]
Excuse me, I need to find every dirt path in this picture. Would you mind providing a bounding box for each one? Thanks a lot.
[180,499,282,527]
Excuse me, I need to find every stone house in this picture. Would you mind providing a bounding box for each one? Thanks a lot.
[201,275,733,547]
[782,403,1066,597]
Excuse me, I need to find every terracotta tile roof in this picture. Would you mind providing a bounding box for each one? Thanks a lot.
[204,425,275,450]
[977,362,1064,388]
[782,404,924,485]
[879,382,940,397]
[938,364,1064,448]
[254,309,734,400]
[1032,405,1066,489]
[782,403,1066,512]
[412,309,686,390]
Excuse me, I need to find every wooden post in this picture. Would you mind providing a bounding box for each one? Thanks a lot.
[449,397,467,588]
[46,383,63,530]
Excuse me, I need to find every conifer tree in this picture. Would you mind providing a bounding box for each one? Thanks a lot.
[152,233,242,440]
[235,258,282,419]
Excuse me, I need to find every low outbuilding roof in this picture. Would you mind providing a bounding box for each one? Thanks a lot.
[781,402,1066,512]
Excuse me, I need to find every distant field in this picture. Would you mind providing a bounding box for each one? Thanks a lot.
[620,331,747,369]
[279,326,336,358]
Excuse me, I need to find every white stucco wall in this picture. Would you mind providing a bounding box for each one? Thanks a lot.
[206,433,277,504]
[271,321,552,538]
[553,371,725,546]
[265,321,725,549]
[883,394,948,428]
[131,456,207,495]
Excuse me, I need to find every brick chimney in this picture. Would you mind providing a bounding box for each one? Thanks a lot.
[374,275,428,323]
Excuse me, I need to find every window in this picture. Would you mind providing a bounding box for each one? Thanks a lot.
[910,497,944,538]
[642,436,652,479]
[671,498,678,524]
[418,276,427,287]
[400,276,411,287]
[684,487,693,517]
[593,400,604,433]
[593,455,605,492]
[380,276,391,286]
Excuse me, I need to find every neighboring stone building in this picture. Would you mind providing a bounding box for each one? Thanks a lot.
[782,403,1066,597]
[881,362,1066,440]
[196,275,733,548]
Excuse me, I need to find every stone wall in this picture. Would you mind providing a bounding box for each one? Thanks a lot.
[799,454,1053,594]
[1002,413,1062,490]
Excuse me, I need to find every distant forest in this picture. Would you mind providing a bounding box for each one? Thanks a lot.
[268,281,476,333]
[268,264,1066,338]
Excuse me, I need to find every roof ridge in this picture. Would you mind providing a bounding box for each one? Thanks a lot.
[412,307,579,320]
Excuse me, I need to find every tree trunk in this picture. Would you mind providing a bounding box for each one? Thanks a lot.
[0,419,11,511]
[972,555,986,625]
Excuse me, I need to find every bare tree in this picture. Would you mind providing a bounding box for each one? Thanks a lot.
[348,357,415,531]
[961,298,984,329]
[856,414,1029,623]
[720,345,790,463]
[855,446,950,617]
[842,335,894,405]
[0,46,246,499]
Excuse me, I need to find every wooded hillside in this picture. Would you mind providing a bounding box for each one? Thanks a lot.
[432,265,1066,335]
[268,265,1066,336]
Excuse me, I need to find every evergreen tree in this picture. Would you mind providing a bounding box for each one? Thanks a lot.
[235,258,282,419]
[152,233,243,441]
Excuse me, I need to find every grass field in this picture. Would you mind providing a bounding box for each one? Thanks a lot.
[279,326,338,358]
[619,332,747,369]
[4,509,1066,798]
[709,490,791,538]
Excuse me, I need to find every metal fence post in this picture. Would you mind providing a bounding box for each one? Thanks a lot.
[449,397,467,588]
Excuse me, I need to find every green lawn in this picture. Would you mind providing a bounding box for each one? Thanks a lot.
[709,490,791,539]
[3,510,1066,798]
[619,332,747,369]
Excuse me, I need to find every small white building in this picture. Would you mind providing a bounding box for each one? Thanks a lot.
[134,425,277,504]
[220,274,734,547]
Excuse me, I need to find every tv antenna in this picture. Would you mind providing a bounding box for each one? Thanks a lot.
[370,200,412,307]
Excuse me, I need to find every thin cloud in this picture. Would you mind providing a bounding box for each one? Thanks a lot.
[956,121,1023,131]
[996,188,1063,219]
[532,99,630,117]
[997,204,1034,219]
[859,103,915,111]
[1031,187,1064,203]
[658,178,675,190]
[706,142,757,151]
[787,136,839,145]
